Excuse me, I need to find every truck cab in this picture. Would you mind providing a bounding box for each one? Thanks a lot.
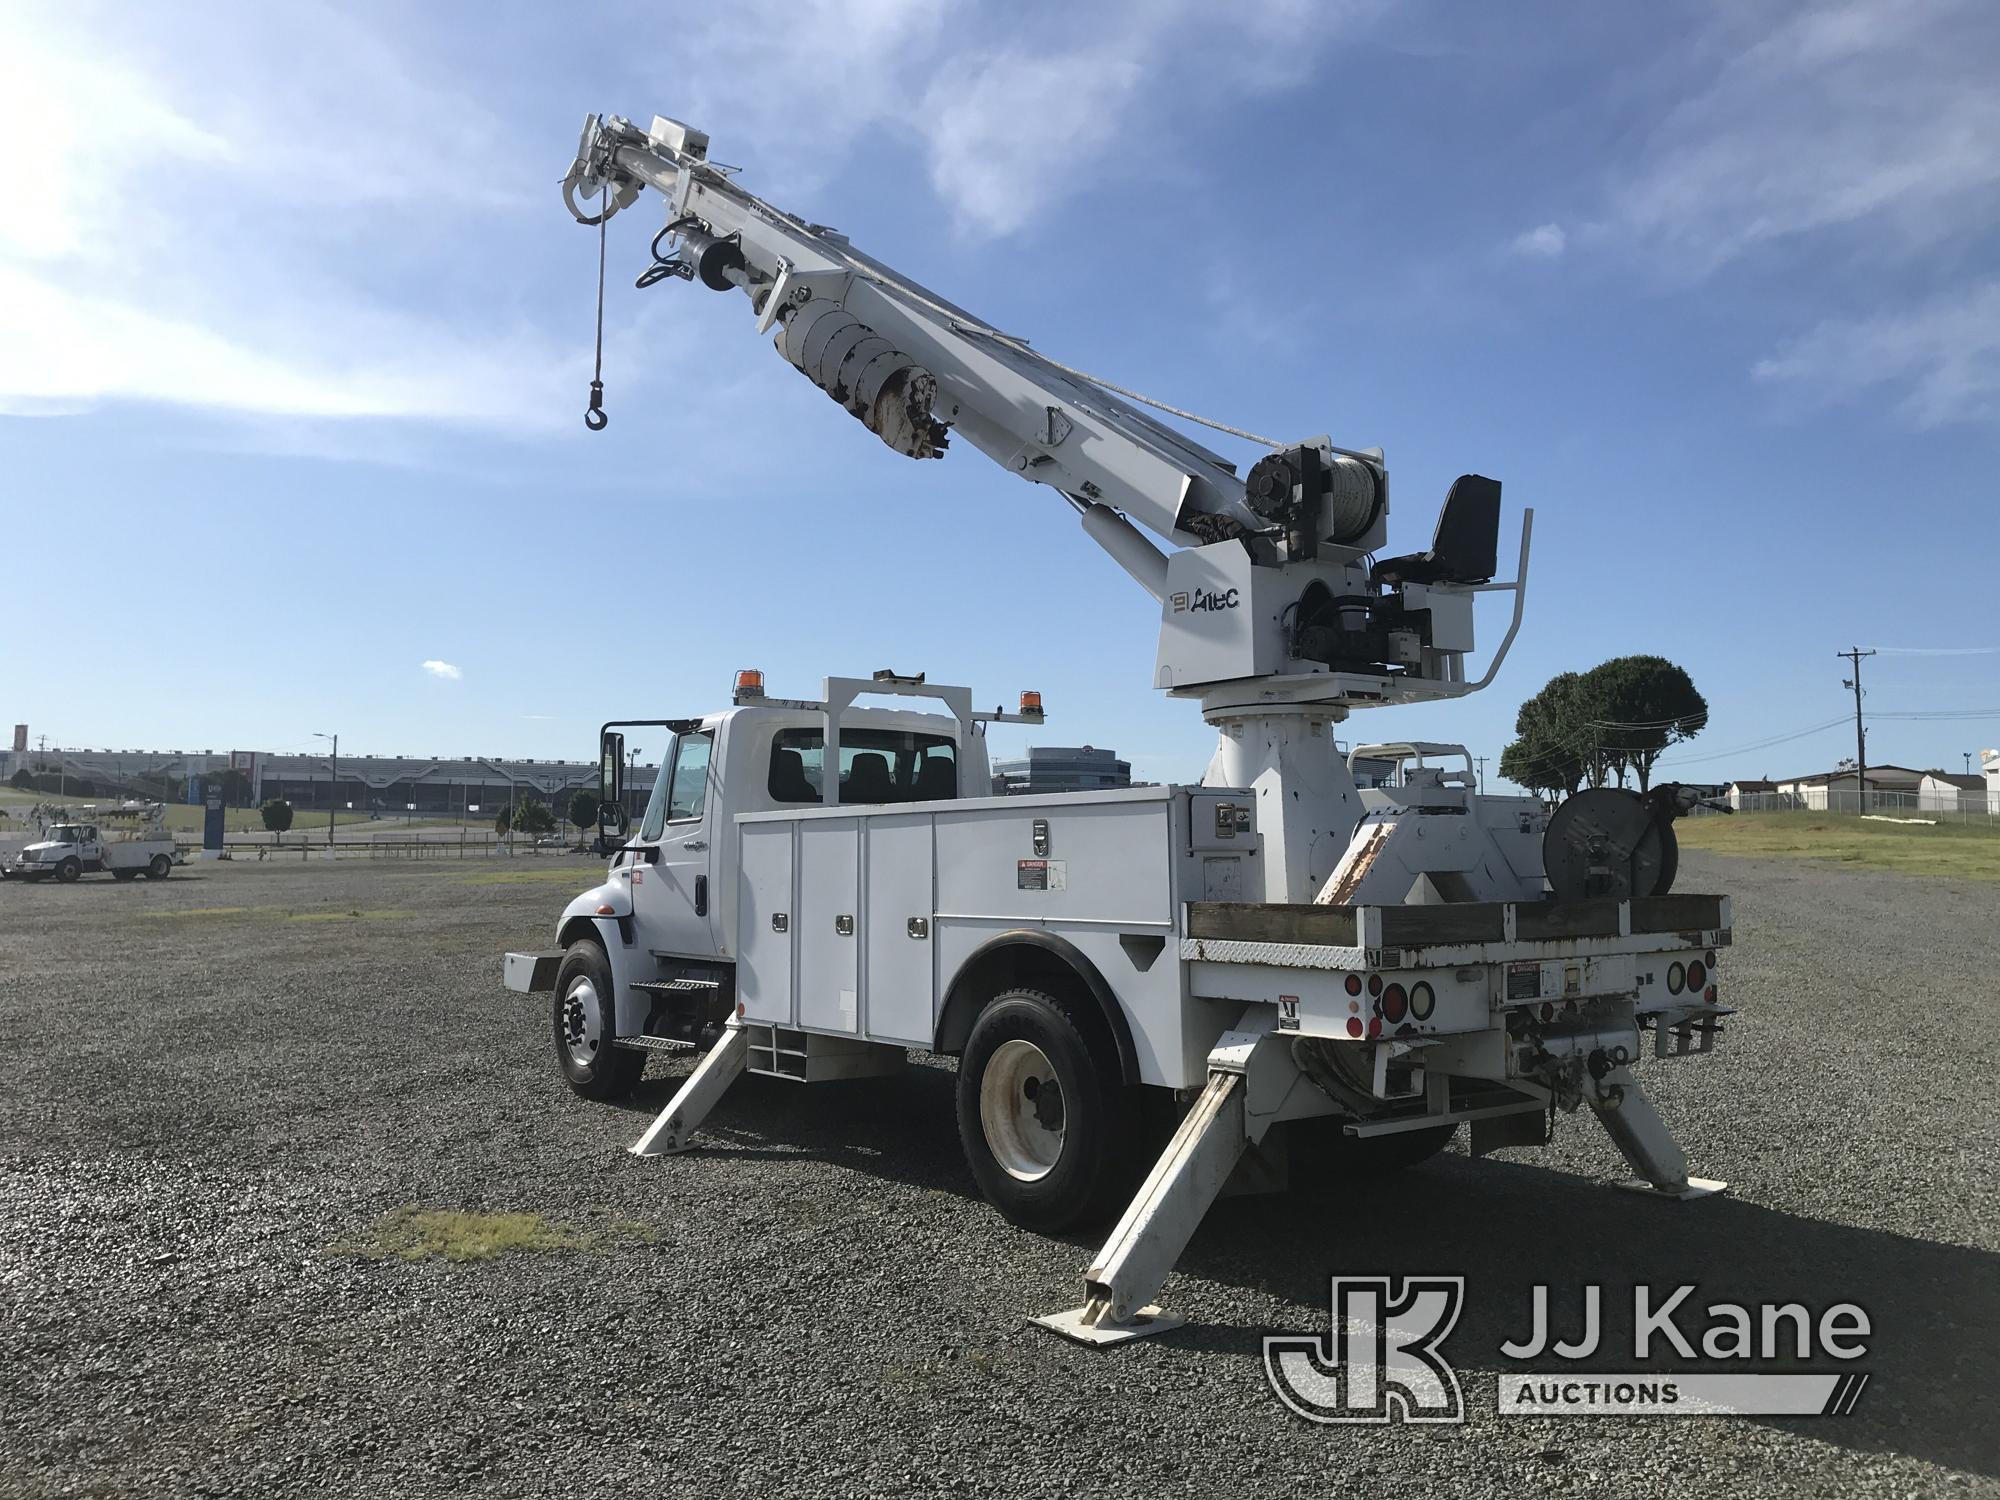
[518,671,1032,1088]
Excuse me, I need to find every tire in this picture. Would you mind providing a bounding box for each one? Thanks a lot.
[551,940,644,1101]
[145,854,171,880]
[56,858,81,884]
[956,987,1134,1233]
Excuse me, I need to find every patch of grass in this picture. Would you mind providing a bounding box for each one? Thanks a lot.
[452,865,605,886]
[283,909,413,922]
[139,906,413,923]
[1677,812,2000,881]
[330,1208,591,1263]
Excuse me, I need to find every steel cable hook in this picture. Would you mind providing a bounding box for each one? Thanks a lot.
[584,188,610,431]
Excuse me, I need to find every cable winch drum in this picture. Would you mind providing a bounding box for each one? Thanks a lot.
[773,303,948,460]
[1542,787,1679,902]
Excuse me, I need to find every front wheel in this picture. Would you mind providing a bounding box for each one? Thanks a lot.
[956,988,1133,1233]
[551,940,644,1101]
[145,854,171,880]
[56,858,81,884]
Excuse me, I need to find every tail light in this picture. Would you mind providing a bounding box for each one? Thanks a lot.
[1667,961,1686,995]
[1344,974,1363,996]
[1381,984,1408,1023]
[1366,1017,1383,1038]
[1686,959,1707,993]
[1409,981,1435,1021]
[1705,985,1717,1003]
[1346,1016,1364,1038]
[1367,975,1383,997]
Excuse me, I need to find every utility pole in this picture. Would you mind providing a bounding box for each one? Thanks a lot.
[1837,648,1874,815]
[1474,755,1488,794]
[314,731,339,845]
[1965,752,1974,776]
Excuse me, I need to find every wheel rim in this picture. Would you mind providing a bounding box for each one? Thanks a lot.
[979,1038,1066,1182]
[560,976,604,1069]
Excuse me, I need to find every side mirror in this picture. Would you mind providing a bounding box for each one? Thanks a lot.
[601,732,624,826]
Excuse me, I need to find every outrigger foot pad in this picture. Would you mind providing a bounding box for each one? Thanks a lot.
[1030,1304,1182,1346]
[1614,1175,1729,1200]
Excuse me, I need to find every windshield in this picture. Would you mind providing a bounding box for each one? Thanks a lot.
[46,826,81,842]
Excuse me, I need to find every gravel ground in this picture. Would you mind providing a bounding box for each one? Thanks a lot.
[0,852,1994,1498]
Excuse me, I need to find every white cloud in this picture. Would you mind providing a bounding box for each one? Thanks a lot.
[1606,0,2000,277]
[0,9,565,434]
[671,0,1372,239]
[1752,282,2000,427]
[422,661,463,682]
[1510,223,1567,259]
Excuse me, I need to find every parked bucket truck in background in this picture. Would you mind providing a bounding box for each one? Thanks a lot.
[504,113,1734,1344]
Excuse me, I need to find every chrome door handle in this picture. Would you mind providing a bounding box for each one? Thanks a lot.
[681,838,708,851]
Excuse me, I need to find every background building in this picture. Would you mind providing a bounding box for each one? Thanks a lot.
[0,745,655,820]
[991,745,1130,795]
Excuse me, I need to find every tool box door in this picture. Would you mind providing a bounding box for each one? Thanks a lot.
[861,813,935,1045]
[737,820,796,1025]
[797,818,861,1033]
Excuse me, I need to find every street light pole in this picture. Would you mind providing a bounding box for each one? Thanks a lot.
[314,732,339,845]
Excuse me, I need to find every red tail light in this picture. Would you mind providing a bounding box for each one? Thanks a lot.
[1346,1016,1364,1038]
[1367,974,1383,997]
[1345,974,1363,996]
[1381,984,1408,1023]
[1686,959,1707,992]
[1705,985,1717,1003]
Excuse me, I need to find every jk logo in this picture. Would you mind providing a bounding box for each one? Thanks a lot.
[1264,1276,1466,1424]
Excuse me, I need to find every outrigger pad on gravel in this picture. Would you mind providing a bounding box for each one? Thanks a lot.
[1030,1304,1183,1346]
[1614,1176,1729,1200]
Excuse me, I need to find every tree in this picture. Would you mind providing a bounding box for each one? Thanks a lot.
[568,790,600,831]
[511,797,556,836]
[260,798,293,842]
[1500,671,1593,799]
[7,769,30,791]
[1583,655,1707,791]
[495,807,512,836]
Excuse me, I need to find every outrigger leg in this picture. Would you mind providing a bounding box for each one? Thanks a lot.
[629,1018,749,1157]
[1033,1056,1257,1345]
[1590,1066,1727,1200]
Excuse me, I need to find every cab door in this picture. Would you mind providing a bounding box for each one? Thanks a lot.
[630,730,720,960]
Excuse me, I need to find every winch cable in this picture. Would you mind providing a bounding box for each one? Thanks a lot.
[584,198,609,431]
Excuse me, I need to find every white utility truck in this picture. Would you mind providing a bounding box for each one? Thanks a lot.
[4,804,178,883]
[504,113,1734,1344]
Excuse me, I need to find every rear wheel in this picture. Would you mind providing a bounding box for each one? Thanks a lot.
[956,988,1133,1232]
[551,940,644,1101]
[145,854,171,880]
[56,858,81,884]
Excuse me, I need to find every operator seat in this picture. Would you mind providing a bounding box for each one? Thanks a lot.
[1370,474,1502,587]
[769,747,815,803]
[914,757,957,801]
[844,752,895,803]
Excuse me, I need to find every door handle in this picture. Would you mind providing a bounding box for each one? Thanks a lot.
[681,838,708,851]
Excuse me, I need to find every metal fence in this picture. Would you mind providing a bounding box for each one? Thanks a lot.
[1730,790,2000,827]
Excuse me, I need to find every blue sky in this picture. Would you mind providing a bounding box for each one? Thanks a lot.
[3,0,1997,786]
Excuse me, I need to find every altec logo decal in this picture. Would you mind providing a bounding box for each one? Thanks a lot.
[1170,587,1240,613]
[1265,1279,1873,1423]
